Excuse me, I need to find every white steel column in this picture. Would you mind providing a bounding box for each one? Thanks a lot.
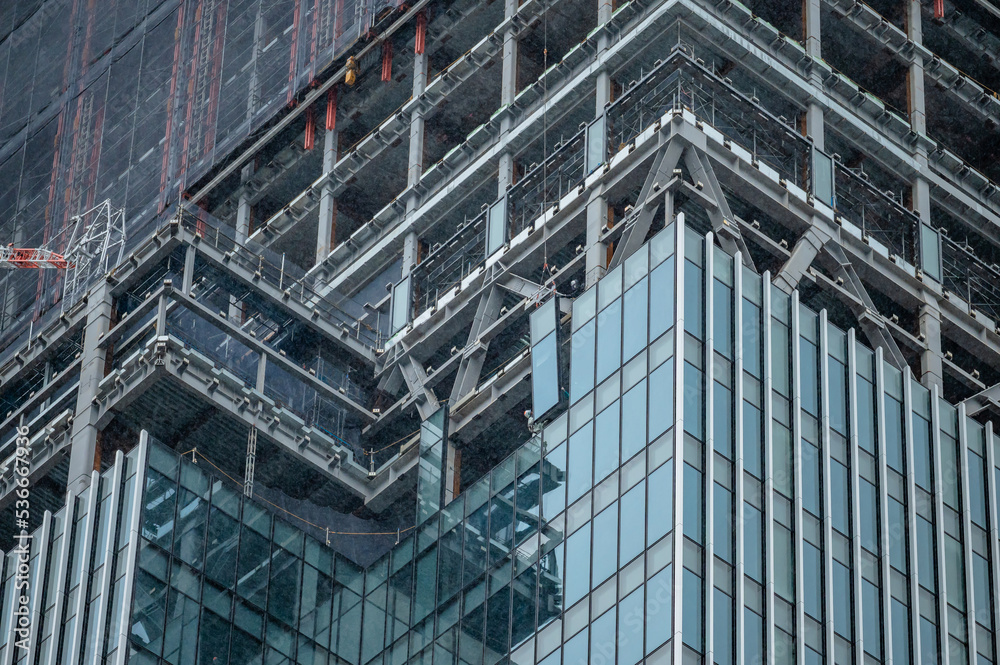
[762,272,776,663]
[586,0,614,287]
[733,251,746,665]
[704,233,716,665]
[671,213,686,664]
[930,386,952,665]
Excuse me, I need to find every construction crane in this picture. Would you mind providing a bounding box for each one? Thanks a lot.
[0,246,70,269]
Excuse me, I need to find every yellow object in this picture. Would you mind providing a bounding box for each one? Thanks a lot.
[345,56,359,86]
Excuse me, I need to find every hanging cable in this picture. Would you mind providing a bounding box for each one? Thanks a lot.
[541,1,550,286]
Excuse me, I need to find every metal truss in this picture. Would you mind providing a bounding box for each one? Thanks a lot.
[63,200,127,307]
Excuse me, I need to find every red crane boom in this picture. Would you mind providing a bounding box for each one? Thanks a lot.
[0,246,71,269]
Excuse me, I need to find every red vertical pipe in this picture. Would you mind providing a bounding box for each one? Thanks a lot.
[304,107,315,150]
[326,87,337,131]
[415,11,426,55]
[288,0,302,104]
[159,4,186,212]
[381,41,393,82]
[934,0,944,19]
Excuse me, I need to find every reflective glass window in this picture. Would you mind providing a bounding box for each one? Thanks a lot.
[592,503,618,587]
[621,380,647,462]
[803,542,822,620]
[917,516,936,592]
[860,479,878,553]
[833,561,852,639]
[945,536,966,611]
[920,617,938,665]
[594,402,620,483]
[564,523,591,607]
[596,299,622,383]
[745,608,763,664]
[913,414,932,490]
[646,565,672,654]
[831,460,850,535]
[743,401,762,478]
[618,586,644,665]
[892,599,910,665]
[570,319,596,402]
[802,442,820,516]
[682,569,703,652]
[968,450,987,528]
[684,362,705,442]
[648,359,675,441]
[567,423,593,505]
[591,607,616,663]
[647,460,674,545]
[885,396,904,472]
[744,504,763,582]
[974,553,992,628]
[713,281,733,357]
[684,464,703,545]
[623,279,648,361]
[620,481,645,566]
[887,497,907,573]
[828,356,847,434]
[713,382,733,459]
[800,338,818,415]
[649,257,675,341]
[684,261,704,339]
[714,588,733,665]
[862,580,881,658]
[856,376,876,454]
[714,484,732,564]
[742,300,762,377]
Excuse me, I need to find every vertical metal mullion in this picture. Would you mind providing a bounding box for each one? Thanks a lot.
[733,251,745,665]
[704,234,715,665]
[67,469,101,665]
[983,421,1000,664]
[791,292,804,665]
[930,386,951,665]
[822,328,843,665]
[113,431,149,665]
[851,328,868,662]
[23,510,52,662]
[89,450,125,661]
[762,271,775,662]
[895,373,916,665]
[671,212,686,663]
[45,490,74,665]
[957,405,978,660]
[907,383,928,663]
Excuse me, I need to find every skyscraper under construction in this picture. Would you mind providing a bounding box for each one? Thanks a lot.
[3,0,1000,663]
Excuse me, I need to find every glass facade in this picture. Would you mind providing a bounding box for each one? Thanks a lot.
[4,215,1000,664]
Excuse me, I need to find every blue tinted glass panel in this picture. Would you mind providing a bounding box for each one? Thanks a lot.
[800,339,818,415]
[714,484,732,564]
[596,299,622,383]
[892,599,910,665]
[682,569,703,652]
[684,363,705,441]
[567,423,593,505]
[888,497,907,573]
[714,589,733,665]
[771,322,790,396]
[649,257,675,341]
[743,401,762,478]
[828,357,847,433]
[885,396,904,472]
[594,403,620,483]
[646,565,672,654]
[833,561,852,638]
[592,504,618,587]
[831,460,849,534]
[860,479,878,552]
[621,380,647,462]
[591,607,616,663]
[863,580,881,657]
[648,460,674,545]
[913,414,932,490]
[744,504,763,582]
[623,279,648,361]
[920,617,938,665]
[917,516,936,592]
[974,553,993,628]
[618,586,644,665]
[742,300,761,377]
[542,443,566,517]
[684,261,704,339]
[802,442,820,516]
[968,450,987,527]
[564,523,591,607]
[648,359,675,440]
[684,464,703,545]
[804,542,822,620]
[620,482,645,566]
[713,281,733,357]
[531,331,560,419]
[713,382,732,458]
[856,376,876,454]
[745,609,763,664]
[570,319,595,402]
[564,626,588,665]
